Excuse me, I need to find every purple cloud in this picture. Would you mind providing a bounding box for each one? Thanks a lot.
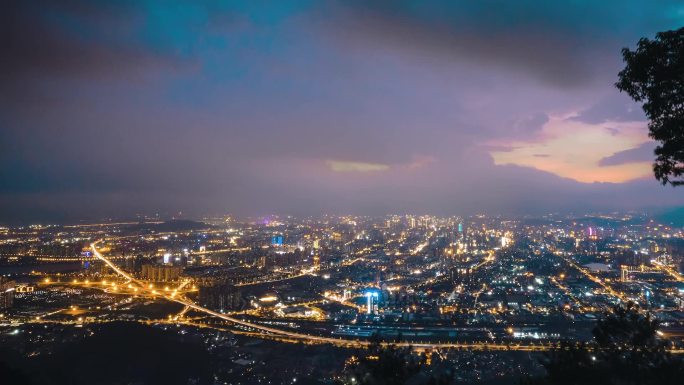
[572,94,646,124]
[598,142,656,167]
[1,1,684,224]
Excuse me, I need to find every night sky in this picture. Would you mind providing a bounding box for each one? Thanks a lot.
[2,1,684,224]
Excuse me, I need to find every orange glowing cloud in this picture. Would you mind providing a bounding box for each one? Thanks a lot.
[489,115,651,183]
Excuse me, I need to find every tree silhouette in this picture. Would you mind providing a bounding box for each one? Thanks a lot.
[616,27,684,186]
[340,334,424,385]
[532,302,684,385]
[0,322,213,385]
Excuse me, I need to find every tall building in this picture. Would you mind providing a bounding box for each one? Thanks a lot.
[271,235,284,246]
[140,265,183,282]
[0,277,15,309]
[199,281,242,312]
[365,291,379,314]
[124,255,146,274]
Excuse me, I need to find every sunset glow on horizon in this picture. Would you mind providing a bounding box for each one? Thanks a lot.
[490,115,653,183]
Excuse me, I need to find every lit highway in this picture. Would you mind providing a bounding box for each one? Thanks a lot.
[88,240,684,354]
[554,252,628,302]
[653,261,684,283]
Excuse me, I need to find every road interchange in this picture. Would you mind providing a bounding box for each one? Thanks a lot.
[89,240,684,353]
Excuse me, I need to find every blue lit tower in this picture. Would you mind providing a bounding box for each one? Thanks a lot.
[365,291,379,314]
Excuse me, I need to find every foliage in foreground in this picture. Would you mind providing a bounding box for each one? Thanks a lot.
[617,27,684,186]
[529,302,684,385]
[342,303,684,385]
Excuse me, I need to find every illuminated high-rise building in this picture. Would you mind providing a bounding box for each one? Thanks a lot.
[0,277,15,309]
[365,291,379,314]
[271,235,284,246]
[199,282,242,312]
[140,265,182,282]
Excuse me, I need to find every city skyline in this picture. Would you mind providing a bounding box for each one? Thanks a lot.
[4,2,684,384]
[2,212,684,384]
[3,1,684,224]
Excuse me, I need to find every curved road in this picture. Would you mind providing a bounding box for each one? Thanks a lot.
[90,241,683,353]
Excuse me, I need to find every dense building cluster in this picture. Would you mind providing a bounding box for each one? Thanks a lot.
[1,213,683,383]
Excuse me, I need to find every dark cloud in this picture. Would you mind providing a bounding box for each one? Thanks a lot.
[330,0,683,87]
[598,142,656,167]
[0,0,198,111]
[0,1,186,78]
[1,1,683,224]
